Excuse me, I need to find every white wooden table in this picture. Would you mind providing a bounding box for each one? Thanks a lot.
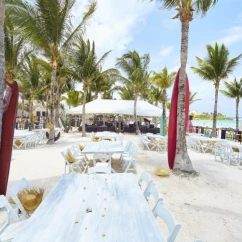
[82,141,124,173]
[95,132,119,141]
[14,131,36,139]
[13,174,166,242]
[82,141,124,155]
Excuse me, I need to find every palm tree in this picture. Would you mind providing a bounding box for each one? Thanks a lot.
[0,0,5,145]
[19,56,47,120]
[189,91,201,105]
[8,0,96,143]
[191,43,242,137]
[151,0,218,173]
[149,85,163,127]
[61,90,82,108]
[149,67,176,134]
[70,37,112,136]
[118,85,134,100]
[90,67,120,99]
[116,50,150,134]
[220,78,242,129]
[4,12,31,84]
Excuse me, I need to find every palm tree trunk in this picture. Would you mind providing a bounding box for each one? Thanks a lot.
[134,88,140,134]
[162,89,167,134]
[236,98,239,129]
[48,62,57,144]
[55,81,60,127]
[82,83,87,137]
[21,93,25,120]
[210,87,219,137]
[29,95,33,121]
[173,21,194,172]
[46,91,49,123]
[0,0,5,147]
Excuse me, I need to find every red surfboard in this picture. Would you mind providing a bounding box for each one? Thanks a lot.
[0,81,19,195]
[168,71,189,169]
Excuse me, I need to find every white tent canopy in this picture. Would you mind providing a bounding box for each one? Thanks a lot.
[65,99,163,117]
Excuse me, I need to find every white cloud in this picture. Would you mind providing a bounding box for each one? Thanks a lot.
[216,26,242,46]
[73,0,155,67]
[159,46,174,57]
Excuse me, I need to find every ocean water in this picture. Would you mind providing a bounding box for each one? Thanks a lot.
[191,119,239,129]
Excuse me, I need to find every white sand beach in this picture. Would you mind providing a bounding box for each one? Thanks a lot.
[1,131,242,242]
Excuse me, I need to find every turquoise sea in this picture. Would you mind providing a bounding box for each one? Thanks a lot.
[191,119,240,129]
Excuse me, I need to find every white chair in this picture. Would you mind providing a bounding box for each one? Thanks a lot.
[70,144,88,164]
[156,138,167,153]
[122,144,138,173]
[61,150,83,174]
[93,153,112,167]
[10,178,32,218]
[118,133,124,145]
[87,164,111,174]
[152,199,181,242]
[12,137,28,150]
[0,195,26,242]
[144,181,163,208]
[194,240,203,242]
[138,172,153,193]
[138,134,156,151]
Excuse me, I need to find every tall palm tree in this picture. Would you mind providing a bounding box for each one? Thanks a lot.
[149,67,176,134]
[19,56,47,120]
[116,50,150,134]
[189,91,201,105]
[61,90,82,108]
[7,0,96,143]
[149,85,164,127]
[70,37,112,136]
[118,85,134,100]
[191,43,242,137]
[90,67,120,99]
[151,0,218,173]
[220,78,242,129]
[0,0,5,145]
[4,12,31,84]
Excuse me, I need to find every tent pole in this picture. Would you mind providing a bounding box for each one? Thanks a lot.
[160,115,164,136]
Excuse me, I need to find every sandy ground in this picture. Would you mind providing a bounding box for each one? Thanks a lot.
[1,131,242,242]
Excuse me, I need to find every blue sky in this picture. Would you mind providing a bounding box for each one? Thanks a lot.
[73,0,242,117]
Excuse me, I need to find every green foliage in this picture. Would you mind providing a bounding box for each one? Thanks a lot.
[220,77,242,101]
[191,43,242,88]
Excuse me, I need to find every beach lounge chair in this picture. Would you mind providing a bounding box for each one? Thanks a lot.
[0,195,26,242]
[9,178,32,219]
[152,199,181,242]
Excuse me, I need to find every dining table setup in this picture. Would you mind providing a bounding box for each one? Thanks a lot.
[12,173,166,242]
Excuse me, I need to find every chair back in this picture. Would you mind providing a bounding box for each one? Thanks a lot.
[138,172,152,190]
[61,150,81,173]
[152,200,181,242]
[10,178,32,218]
[124,141,132,153]
[118,133,124,145]
[93,153,111,164]
[0,195,20,235]
[144,181,163,206]
[87,165,111,174]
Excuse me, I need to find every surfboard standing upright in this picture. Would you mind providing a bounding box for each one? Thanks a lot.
[168,71,189,169]
[0,81,19,195]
